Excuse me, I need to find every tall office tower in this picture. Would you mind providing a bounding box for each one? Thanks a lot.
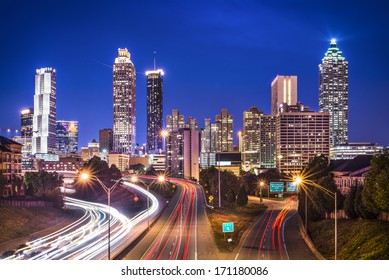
[166,109,185,132]
[271,75,297,115]
[32,67,57,154]
[166,128,199,181]
[146,68,164,153]
[259,115,277,168]
[113,48,136,154]
[185,117,198,130]
[21,108,34,137]
[200,118,218,168]
[99,128,113,152]
[56,120,78,153]
[242,106,263,167]
[276,103,330,173]
[319,39,349,147]
[215,109,233,152]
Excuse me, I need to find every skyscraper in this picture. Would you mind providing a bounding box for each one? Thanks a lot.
[32,67,57,154]
[21,108,34,137]
[271,75,297,115]
[242,106,263,166]
[56,120,78,153]
[200,118,217,168]
[113,48,136,154]
[259,114,277,168]
[215,109,233,152]
[319,39,349,147]
[166,109,185,132]
[146,69,164,153]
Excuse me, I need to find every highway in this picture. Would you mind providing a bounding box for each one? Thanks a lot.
[123,177,217,260]
[4,180,161,260]
[233,195,316,260]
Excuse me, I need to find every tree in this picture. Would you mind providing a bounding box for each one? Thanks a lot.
[343,185,358,219]
[362,153,389,213]
[225,188,236,206]
[236,184,248,207]
[355,185,378,219]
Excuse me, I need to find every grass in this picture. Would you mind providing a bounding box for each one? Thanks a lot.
[309,219,389,260]
[0,206,75,244]
[206,201,267,253]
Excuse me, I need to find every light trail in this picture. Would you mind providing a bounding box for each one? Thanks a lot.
[4,180,160,260]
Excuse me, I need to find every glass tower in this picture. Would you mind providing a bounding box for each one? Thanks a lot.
[146,69,164,153]
[319,39,348,147]
[113,48,136,155]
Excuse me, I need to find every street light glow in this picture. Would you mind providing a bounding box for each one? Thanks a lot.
[158,175,165,182]
[131,176,138,183]
[80,173,90,180]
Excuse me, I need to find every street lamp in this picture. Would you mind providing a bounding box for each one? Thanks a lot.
[80,172,122,260]
[259,181,265,200]
[161,129,169,171]
[295,176,337,260]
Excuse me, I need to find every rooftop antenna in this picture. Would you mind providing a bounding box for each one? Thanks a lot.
[154,51,156,70]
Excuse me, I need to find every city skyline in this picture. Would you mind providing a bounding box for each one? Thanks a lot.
[1,1,389,148]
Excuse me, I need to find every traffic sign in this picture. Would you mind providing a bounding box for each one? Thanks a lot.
[270,182,284,193]
[222,222,234,233]
[286,182,298,192]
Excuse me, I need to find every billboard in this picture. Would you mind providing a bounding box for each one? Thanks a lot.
[286,182,298,192]
[270,182,284,193]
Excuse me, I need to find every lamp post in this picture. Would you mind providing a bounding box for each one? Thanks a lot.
[295,176,337,260]
[161,129,169,171]
[259,181,265,200]
[80,172,122,260]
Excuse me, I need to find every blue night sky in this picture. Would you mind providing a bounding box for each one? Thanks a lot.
[1,0,388,148]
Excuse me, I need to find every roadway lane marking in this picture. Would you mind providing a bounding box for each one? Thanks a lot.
[234,253,239,260]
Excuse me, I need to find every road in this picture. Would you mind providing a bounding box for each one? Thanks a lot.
[233,196,316,260]
[3,180,162,260]
[123,177,218,260]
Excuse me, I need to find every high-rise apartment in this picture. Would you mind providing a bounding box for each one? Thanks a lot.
[319,39,349,147]
[200,118,218,168]
[32,67,57,154]
[56,120,78,153]
[271,75,297,115]
[146,69,164,153]
[166,109,185,132]
[242,106,263,166]
[276,103,330,173]
[113,48,136,154]
[259,114,277,168]
[215,109,233,152]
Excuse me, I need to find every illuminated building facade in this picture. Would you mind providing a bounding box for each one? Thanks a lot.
[242,106,263,167]
[271,75,297,115]
[146,69,164,153]
[166,109,185,132]
[259,114,277,168]
[56,120,78,153]
[215,109,233,152]
[113,48,136,154]
[276,104,330,173]
[330,142,383,160]
[32,67,57,154]
[319,39,349,147]
[200,118,217,168]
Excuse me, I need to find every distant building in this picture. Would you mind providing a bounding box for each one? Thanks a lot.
[40,154,84,172]
[259,114,277,168]
[107,152,130,172]
[271,75,297,115]
[99,128,113,153]
[81,139,101,161]
[32,67,57,154]
[113,48,136,154]
[21,108,34,137]
[148,154,166,172]
[216,152,242,177]
[0,136,23,197]
[330,142,384,160]
[166,109,185,132]
[215,109,233,152]
[319,39,349,146]
[167,128,200,181]
[146,69,164,153]
[331,155,372,194]
[242,106,263,167]
[200,118,217,169]
[56,120,78,153]
[276,103,330,173]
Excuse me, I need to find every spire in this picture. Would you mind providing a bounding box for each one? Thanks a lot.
[322,39,345,63]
